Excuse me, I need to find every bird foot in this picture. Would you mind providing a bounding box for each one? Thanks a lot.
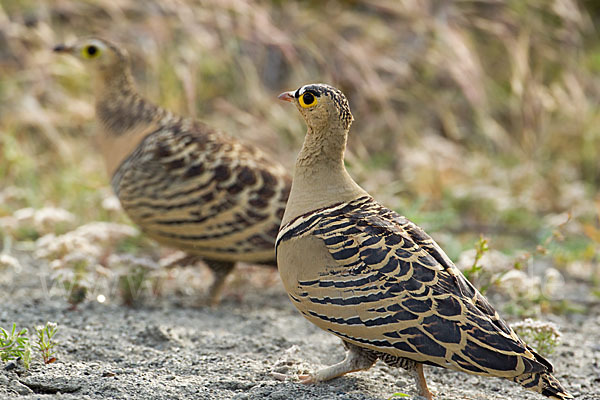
[413,393,434,400]
[271,372,290,381]
[298,374,316,384]
[191,293,222,308]
[409,363,433,400]
[204,260,235,307]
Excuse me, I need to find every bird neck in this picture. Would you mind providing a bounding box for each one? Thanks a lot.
[281,124,367,226]
[93,65,164,137]
[92,65,169,178]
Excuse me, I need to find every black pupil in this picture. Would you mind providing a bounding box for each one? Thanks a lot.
[303,92,314,104]
[87,46,97,56]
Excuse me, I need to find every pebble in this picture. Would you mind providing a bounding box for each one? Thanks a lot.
[10,379,34,395]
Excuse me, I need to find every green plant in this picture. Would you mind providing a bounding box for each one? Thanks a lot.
[53,256,92,309]
[511,318,562,357]
[118,265,152,306]
[0,323,31,367]
[34,322,58,364]
[387,393,410,399]
[463,235,489,279]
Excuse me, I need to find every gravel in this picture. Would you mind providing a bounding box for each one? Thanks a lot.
[1,252,598,399]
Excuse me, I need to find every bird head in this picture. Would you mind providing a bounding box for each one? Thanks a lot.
[53,37,128,72]
[278,83,353,133]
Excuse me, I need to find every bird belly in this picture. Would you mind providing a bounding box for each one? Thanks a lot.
[112,168,280,263]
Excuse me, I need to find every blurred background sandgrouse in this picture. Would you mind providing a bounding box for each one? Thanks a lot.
[276,83,572,400]
[53,37,291,305]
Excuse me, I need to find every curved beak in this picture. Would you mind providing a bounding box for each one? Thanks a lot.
[278,91,295,102]
[53,44,73,53]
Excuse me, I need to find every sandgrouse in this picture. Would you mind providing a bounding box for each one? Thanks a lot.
[53,37,291,305]
[276,83,572,399]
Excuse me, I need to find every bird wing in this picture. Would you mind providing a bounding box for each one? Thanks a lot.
[112,119,291,260]
[282,196,550,378]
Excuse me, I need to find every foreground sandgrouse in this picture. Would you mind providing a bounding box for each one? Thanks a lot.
[53,37,291,305]
[276,83,572,399]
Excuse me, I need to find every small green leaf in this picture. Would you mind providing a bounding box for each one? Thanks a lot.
[388,393,410,399]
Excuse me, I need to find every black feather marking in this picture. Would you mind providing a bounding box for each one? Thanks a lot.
[402,297,433,314]
[308,291,394,306]
[451,353,486,373]
[331,247,359,261]
[435,296,463,317]
[360,247,388,264]
[323,236,346,246]
[422,314,462,344]
[411,263,437,283]
[463,339,518,371]
[398,327,447,358]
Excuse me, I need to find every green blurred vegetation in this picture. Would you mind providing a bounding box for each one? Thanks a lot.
[1,0,599,311]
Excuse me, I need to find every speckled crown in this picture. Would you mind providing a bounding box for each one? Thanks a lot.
[295,83,354,130]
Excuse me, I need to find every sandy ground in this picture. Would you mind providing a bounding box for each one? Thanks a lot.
[1,250,599,400]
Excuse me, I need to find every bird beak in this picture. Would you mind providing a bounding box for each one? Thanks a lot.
[53,44,73,54]
[278,91,295,102]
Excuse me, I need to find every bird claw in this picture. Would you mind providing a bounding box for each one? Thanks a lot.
[414,395,434,400]
[271,372,290,381]
[298,374,316,384]
[191,294,221,309]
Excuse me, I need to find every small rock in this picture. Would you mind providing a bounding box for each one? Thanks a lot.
[271,371,289,381]
[3,360,18,371]
[11,379,34,395]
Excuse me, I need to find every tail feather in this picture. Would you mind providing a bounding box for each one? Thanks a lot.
[527,345,555,372]
[513,371,573,400]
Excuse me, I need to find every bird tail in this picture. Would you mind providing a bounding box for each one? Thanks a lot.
[512,371,573,399]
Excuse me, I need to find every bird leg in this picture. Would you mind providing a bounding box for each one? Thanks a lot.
[204,260,235,306]
[407,363,433,400]
[374,354,433,400]
[299,341,377,383]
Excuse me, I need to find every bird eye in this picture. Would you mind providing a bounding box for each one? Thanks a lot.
[299,92,317,108]
[81,45,101,59]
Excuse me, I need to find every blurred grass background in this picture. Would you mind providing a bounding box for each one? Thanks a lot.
[1,0,599,310]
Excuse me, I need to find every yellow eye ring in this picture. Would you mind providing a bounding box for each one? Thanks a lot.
[81,45,101,59]
[299,92,317,108]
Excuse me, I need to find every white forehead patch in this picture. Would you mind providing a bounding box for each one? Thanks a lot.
[87,39,107,50]
[297,83,327,98]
